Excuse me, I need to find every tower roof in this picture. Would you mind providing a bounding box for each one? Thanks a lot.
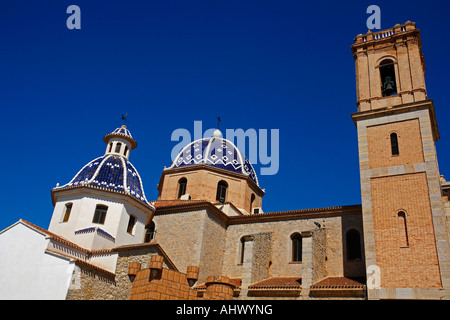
[168,130,259,186]
[104,125,137,149]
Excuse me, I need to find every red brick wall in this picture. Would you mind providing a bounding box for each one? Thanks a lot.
[158,169,262,213]
[371,173,441,288]
[367,119,424,169]
[130,267,198,300]
[128,256,234,300]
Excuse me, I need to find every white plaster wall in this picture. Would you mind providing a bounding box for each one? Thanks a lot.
[89,252,119,273]
[0,222,74,300]
[115,202,149,245]
[48,194,124,249]
[48,192,151,251]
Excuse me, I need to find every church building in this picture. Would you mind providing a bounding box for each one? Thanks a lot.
[1,21,450,300]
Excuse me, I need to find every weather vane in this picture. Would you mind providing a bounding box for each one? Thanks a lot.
[217,116,221,129]
[121,113,129,125]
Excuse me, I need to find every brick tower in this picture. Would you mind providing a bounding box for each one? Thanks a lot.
[351,21,450,299]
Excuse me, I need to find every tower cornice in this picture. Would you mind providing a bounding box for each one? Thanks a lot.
[351,21,421,54]
[351,99,439,142]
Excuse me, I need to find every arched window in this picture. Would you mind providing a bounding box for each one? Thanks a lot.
[250,194,256,214]
[62,203,73,222]
[239,235,253,264]
[177,177,187,199]
[216,180,228,203]
[346,229,362,260]
[127,215,136,234]
[124,145,128,157]
[379,59,397,97]
[240,236,246,264]
[115,142,122,153]
[92,205,108,224]
[108,143,113,153]
[291,233,302,262]
[390,132,399,156]
[144,221,156,243]
[398,211,409,247]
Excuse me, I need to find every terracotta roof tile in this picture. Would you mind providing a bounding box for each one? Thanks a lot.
[229,278,242,289]
[45,248,116,279]
[248,277,301,289]
[195,278,242,290]
[20,219,90,253]
[310,277,366,289]
[153,199,210,208]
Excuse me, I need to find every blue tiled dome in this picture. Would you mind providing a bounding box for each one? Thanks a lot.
[57,154,151,206]
[168,130,259,186]
[54,125,150,207]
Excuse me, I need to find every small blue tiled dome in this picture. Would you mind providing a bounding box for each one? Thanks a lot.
[168,130,259,186]
[57,154,151,206]
[104,125,137,149]
[55,125,150,207]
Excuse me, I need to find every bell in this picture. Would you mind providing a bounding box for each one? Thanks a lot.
[384,76,394,89]
[383,76,395,96]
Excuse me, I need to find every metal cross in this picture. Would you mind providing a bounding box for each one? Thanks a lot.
[121,113,129,125]
[217,116,221,129]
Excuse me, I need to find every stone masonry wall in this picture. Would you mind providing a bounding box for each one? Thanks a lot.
[198,210,228,283]
[251,232,272,284]
[312,228,327,283]
[66,245,171,300]
[66,263,117,300]
[223,214,365,281]
[152,209,227,284]
[152,210,205,275]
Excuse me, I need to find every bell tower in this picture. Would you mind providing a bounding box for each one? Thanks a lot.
[351,22,450,299]
[353,21,427,112]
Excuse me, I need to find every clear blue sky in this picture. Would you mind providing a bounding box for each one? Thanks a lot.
[1,0,449,229]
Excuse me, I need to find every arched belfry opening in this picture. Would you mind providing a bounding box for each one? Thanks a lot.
[379,59,397,97]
